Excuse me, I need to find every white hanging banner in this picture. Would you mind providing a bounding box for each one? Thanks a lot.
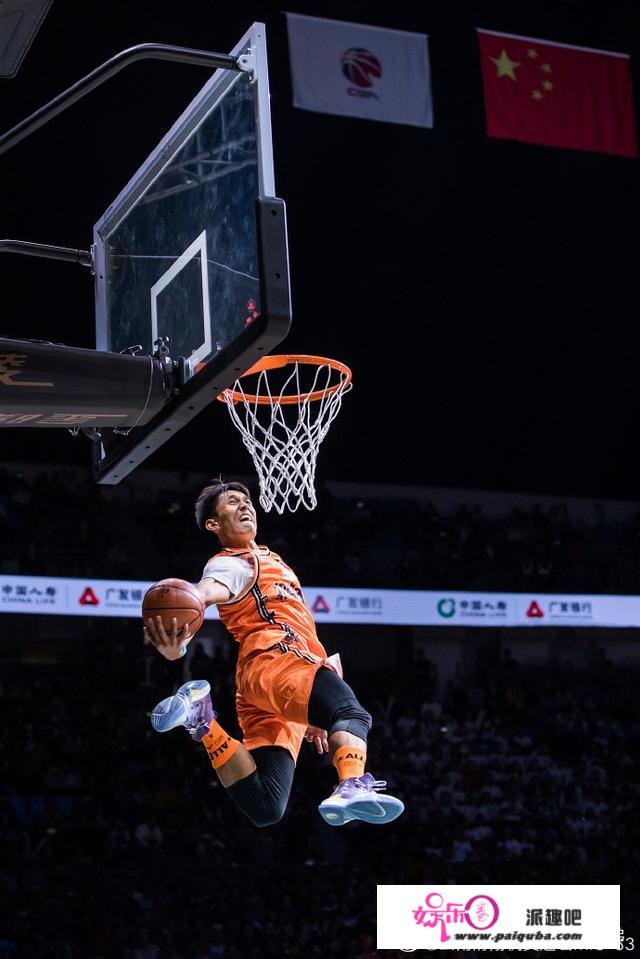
[286,13,433,128]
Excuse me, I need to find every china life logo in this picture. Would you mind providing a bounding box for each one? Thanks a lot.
[437,598,456,619]
[341,48,382,99]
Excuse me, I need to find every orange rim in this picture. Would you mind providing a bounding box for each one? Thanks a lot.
[217,354,352,405]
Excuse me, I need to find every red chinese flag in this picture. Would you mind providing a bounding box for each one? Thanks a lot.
[477,29,638,157]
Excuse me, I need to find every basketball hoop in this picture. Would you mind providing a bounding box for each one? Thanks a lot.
[218,354,352,514]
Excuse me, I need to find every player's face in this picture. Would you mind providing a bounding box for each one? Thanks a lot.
[207,490,257,545]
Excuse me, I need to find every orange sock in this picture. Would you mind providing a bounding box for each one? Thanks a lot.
[202,718,241,769]
[333,744,366,781]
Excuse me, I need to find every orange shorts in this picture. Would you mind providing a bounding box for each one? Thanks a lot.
[235,644,326,762]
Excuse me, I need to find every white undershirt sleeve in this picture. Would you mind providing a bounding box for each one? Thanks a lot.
[201,555,255,604]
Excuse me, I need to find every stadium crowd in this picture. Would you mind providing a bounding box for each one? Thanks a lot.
[1,464,637,955]
[0,623,637,958]
[1,465,640,592]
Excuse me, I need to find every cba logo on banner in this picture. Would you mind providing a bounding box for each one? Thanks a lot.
[340,47,382,99]
[437,598,456,619]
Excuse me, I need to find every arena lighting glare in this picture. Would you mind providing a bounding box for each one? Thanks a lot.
[0,0,52,78]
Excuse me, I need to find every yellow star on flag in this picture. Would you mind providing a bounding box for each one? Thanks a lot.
[532,89,543,101]
[541,63,552,73]
[527,48,538,59]
[542,80,553,92]
[490,49,520,80]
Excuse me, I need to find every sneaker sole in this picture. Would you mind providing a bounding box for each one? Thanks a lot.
[151,679,210,733]
[348,795,405,824]
[318,793,405,826]
[318,803,355,827]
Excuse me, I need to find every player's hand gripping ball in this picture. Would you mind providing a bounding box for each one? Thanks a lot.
[142,578,205,636]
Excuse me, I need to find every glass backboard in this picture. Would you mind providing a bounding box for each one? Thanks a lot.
[92,23,291,484]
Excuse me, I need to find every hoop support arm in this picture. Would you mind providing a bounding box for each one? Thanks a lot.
[0,337,170,428]
[0,43,251,155]
[0,239,92,268]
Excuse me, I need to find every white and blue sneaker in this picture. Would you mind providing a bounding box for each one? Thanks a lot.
[318,773,404,826]
[151,679,215,742]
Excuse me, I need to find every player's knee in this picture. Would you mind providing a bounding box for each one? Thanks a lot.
[254,811,284,828]
[347,705,372,740]
[328,700,372,742]
[249,798,287,828]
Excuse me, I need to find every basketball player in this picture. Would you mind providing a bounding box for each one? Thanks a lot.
[144,480,404,828]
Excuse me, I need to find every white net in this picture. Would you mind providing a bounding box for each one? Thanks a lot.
[222,357,352,513]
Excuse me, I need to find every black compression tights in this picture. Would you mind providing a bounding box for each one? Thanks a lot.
[225,745,295,827]
[225,666,372,827]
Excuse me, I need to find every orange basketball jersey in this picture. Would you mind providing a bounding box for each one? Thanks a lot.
[209,546,327,665]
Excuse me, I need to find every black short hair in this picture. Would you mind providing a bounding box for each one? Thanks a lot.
[194,479,251,534]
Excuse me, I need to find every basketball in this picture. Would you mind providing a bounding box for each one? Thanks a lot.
[142,578,205,635]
